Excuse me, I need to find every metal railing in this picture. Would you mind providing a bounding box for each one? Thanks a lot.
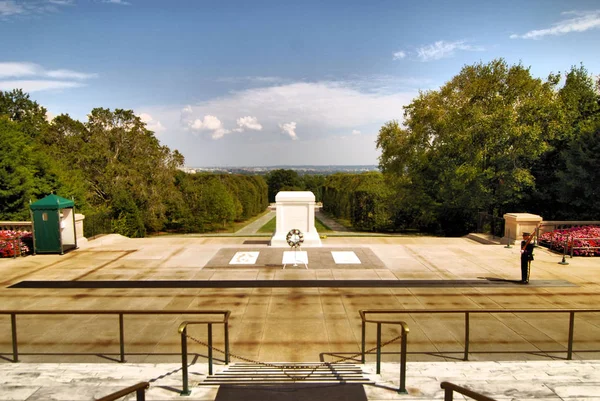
[570,237,600,257]
[359,308,600,364]
[96,382,149,401]
[178,313,231,396]
[441,382,496,401]
[360,310,409,394]
[2,310,229,363]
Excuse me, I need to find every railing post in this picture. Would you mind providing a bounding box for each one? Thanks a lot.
[180,326,190,396]
[119,313,125,363]
[464,312,470,361]
[570,235,574,258]
[208,323,213,375]
[376,323,381,374]
[361,320,366,364]
[559,237,569,265]
[504,229,512,248]
[399,327,407,394]
[135,387,146,401]
[567,311,575,360]
[444,387,453,401]
[11,313,19,363]
[224,320,229,365]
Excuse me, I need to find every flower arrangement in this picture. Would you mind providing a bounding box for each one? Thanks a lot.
[0,230,33,258]
[539,225,600,256]
[286,228,304,248]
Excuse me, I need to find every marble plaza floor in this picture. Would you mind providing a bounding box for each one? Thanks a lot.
[1,233,600,399]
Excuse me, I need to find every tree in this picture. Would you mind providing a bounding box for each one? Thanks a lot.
[557,124,600,219]
[265,169,302,202]
[44,109,184,236]
[377,59,560,235]
[529,65,600,219]
[0,117,34,220]
[0,89,48,139]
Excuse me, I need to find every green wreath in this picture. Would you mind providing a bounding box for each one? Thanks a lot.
[286,228,304,248]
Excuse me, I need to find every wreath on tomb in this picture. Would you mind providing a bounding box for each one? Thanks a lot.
[286,228,304,248]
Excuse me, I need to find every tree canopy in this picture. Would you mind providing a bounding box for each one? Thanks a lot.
[377,59,599,235]
[0,90,268,236]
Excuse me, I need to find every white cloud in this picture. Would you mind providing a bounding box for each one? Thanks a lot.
[279,122,298,140]
[217,76,287,85]
[237,116,263,131]
[416,40,484,62]
[102,0,131,5]
[0,0,73,17]
[0,62,97,92]
[139,112,165,134]
[182,112,231,140]
[0,62,38,78]
[0,80,83,92]
[46,69,98,80]
[393,51,406,60]
[352,130,361,135]
[146,79,416,165]
[0,1,24,16]
[510,10,600,39]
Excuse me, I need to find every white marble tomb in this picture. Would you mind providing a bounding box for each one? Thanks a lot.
[270,191,322,247]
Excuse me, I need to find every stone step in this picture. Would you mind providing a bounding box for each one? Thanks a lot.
[200,362,372,385]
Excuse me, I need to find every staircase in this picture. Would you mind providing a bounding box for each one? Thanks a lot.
[200,362,372,385]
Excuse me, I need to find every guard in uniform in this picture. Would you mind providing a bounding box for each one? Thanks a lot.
[520,232,534,284]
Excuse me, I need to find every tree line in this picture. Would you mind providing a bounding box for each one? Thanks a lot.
[2,58,597,237]
[0,90,268,237]
[377,59,600,235]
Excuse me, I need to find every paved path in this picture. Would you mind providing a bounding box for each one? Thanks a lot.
[234,210,275,234]
[315,209,352,232]
[1,360,599,400]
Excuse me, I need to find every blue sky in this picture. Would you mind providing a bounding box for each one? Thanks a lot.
[1,0,600,166]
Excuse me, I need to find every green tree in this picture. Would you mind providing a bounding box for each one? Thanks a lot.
[557,125,600,219]
[0,117,34,220]
[377,59,560,235]
[0,89,48,139]
[45,109,184,236]
[530,65,600,219]
[266,169,302,202]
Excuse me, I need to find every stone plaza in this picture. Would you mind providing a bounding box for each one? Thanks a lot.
[1,224,600,399]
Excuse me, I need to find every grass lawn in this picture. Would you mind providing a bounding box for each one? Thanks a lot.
[257,217,332,233]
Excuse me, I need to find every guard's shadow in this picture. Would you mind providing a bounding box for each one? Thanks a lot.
[478,276,523,284]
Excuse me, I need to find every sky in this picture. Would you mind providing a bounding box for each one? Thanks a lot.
[1,0,600,167]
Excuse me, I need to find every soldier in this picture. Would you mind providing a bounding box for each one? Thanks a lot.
[520,232,534,284]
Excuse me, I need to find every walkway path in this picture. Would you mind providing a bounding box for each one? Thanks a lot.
[315,208,351,232]
[234,210,275,234]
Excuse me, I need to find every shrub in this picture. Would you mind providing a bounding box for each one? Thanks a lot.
[539,225,600,256]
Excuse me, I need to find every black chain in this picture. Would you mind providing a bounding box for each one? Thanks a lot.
[184,332,403,382]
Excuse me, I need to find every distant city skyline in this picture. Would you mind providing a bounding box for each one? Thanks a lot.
[1,0,599,166]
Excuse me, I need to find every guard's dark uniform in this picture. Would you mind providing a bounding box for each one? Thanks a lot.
[520,234,534,283]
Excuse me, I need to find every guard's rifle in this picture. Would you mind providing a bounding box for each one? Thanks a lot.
[521,223,541,251]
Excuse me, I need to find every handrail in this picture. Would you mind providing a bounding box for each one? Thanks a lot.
[570,237,600,257]
[96,381,149,401]
[178,315,231,396]
[359,308,600,363]
[2,310,230,364]
[359,310,409,394]
[440,382,497,401]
